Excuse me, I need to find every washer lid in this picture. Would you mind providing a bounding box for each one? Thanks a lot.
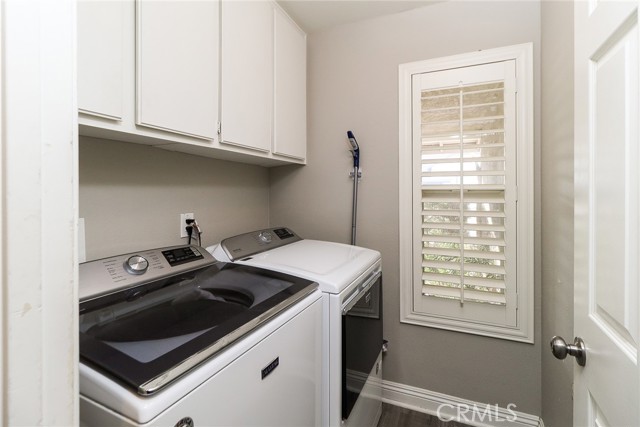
[80,261,317,395]
[231,240,381,294]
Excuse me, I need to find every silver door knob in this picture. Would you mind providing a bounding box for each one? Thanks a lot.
[550,336,586,367]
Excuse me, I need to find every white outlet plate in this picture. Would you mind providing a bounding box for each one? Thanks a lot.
[180,213,194,238]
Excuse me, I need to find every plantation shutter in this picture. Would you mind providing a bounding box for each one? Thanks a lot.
[412,61,518,326]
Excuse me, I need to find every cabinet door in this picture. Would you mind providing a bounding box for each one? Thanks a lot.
[136,0,219,140]
[273,7,306,160]
[77,1,125,120]
[221,1,273,152]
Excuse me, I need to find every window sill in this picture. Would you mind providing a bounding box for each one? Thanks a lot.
[400,309,534,343]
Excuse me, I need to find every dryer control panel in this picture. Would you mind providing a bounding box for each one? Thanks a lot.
[218,227,301,261]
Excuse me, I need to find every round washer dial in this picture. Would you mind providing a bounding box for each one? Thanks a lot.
[258,231,272,243]
[124,255,149,275]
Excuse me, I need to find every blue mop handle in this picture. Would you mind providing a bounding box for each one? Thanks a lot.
[347,131,360,168]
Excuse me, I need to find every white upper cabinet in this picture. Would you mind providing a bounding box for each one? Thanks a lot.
[273,7,306,160]
[137,0,219,139]
[77,1,125,120]
[220,1,273,152]
[77,0,306,166]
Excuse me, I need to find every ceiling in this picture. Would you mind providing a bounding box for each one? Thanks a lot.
[277,0,440,34]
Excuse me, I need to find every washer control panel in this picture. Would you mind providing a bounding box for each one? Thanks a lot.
[219,227,301,261]
[79,245,214,302]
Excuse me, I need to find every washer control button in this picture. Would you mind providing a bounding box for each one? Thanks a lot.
[124,255,149,275]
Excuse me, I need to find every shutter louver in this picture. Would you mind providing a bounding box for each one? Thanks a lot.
[421,82,508,306]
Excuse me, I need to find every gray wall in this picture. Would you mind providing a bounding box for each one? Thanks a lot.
[540,1,574,426]
[270,1,542,415]
[79,136,270,260]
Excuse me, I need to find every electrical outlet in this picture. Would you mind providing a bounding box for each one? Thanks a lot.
[180,213,194,238]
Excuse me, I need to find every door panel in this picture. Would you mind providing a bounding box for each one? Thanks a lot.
[77,0,125,120]
[137,0,219,140]
[273,6,307,160]
[592,20,639,352]
[574,1,640,425]
[588,394,612,427]
[221,0,273,152]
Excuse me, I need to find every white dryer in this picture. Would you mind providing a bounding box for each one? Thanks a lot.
[210,227,384,427]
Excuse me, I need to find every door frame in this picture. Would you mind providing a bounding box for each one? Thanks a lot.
[1,0,78,424]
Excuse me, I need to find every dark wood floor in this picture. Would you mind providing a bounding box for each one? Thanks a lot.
[377,403,470,427]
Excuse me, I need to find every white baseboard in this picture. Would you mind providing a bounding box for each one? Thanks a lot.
[381,380,544,427]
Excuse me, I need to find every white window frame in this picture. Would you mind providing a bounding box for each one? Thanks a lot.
[398,43,534,343]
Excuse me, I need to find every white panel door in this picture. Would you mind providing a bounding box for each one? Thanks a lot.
[77,0,125,120]
[221,0,273,152]
[574,1,640,425]
[137,0,219,140]
[273,6,306,160]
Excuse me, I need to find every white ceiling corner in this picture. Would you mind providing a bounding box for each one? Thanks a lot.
[277,0,441,34]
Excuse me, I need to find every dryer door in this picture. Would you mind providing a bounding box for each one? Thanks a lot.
[341,273,383,419]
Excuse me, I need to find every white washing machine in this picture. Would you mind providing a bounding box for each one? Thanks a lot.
[79,244,323,426]
[209,227,384,427]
